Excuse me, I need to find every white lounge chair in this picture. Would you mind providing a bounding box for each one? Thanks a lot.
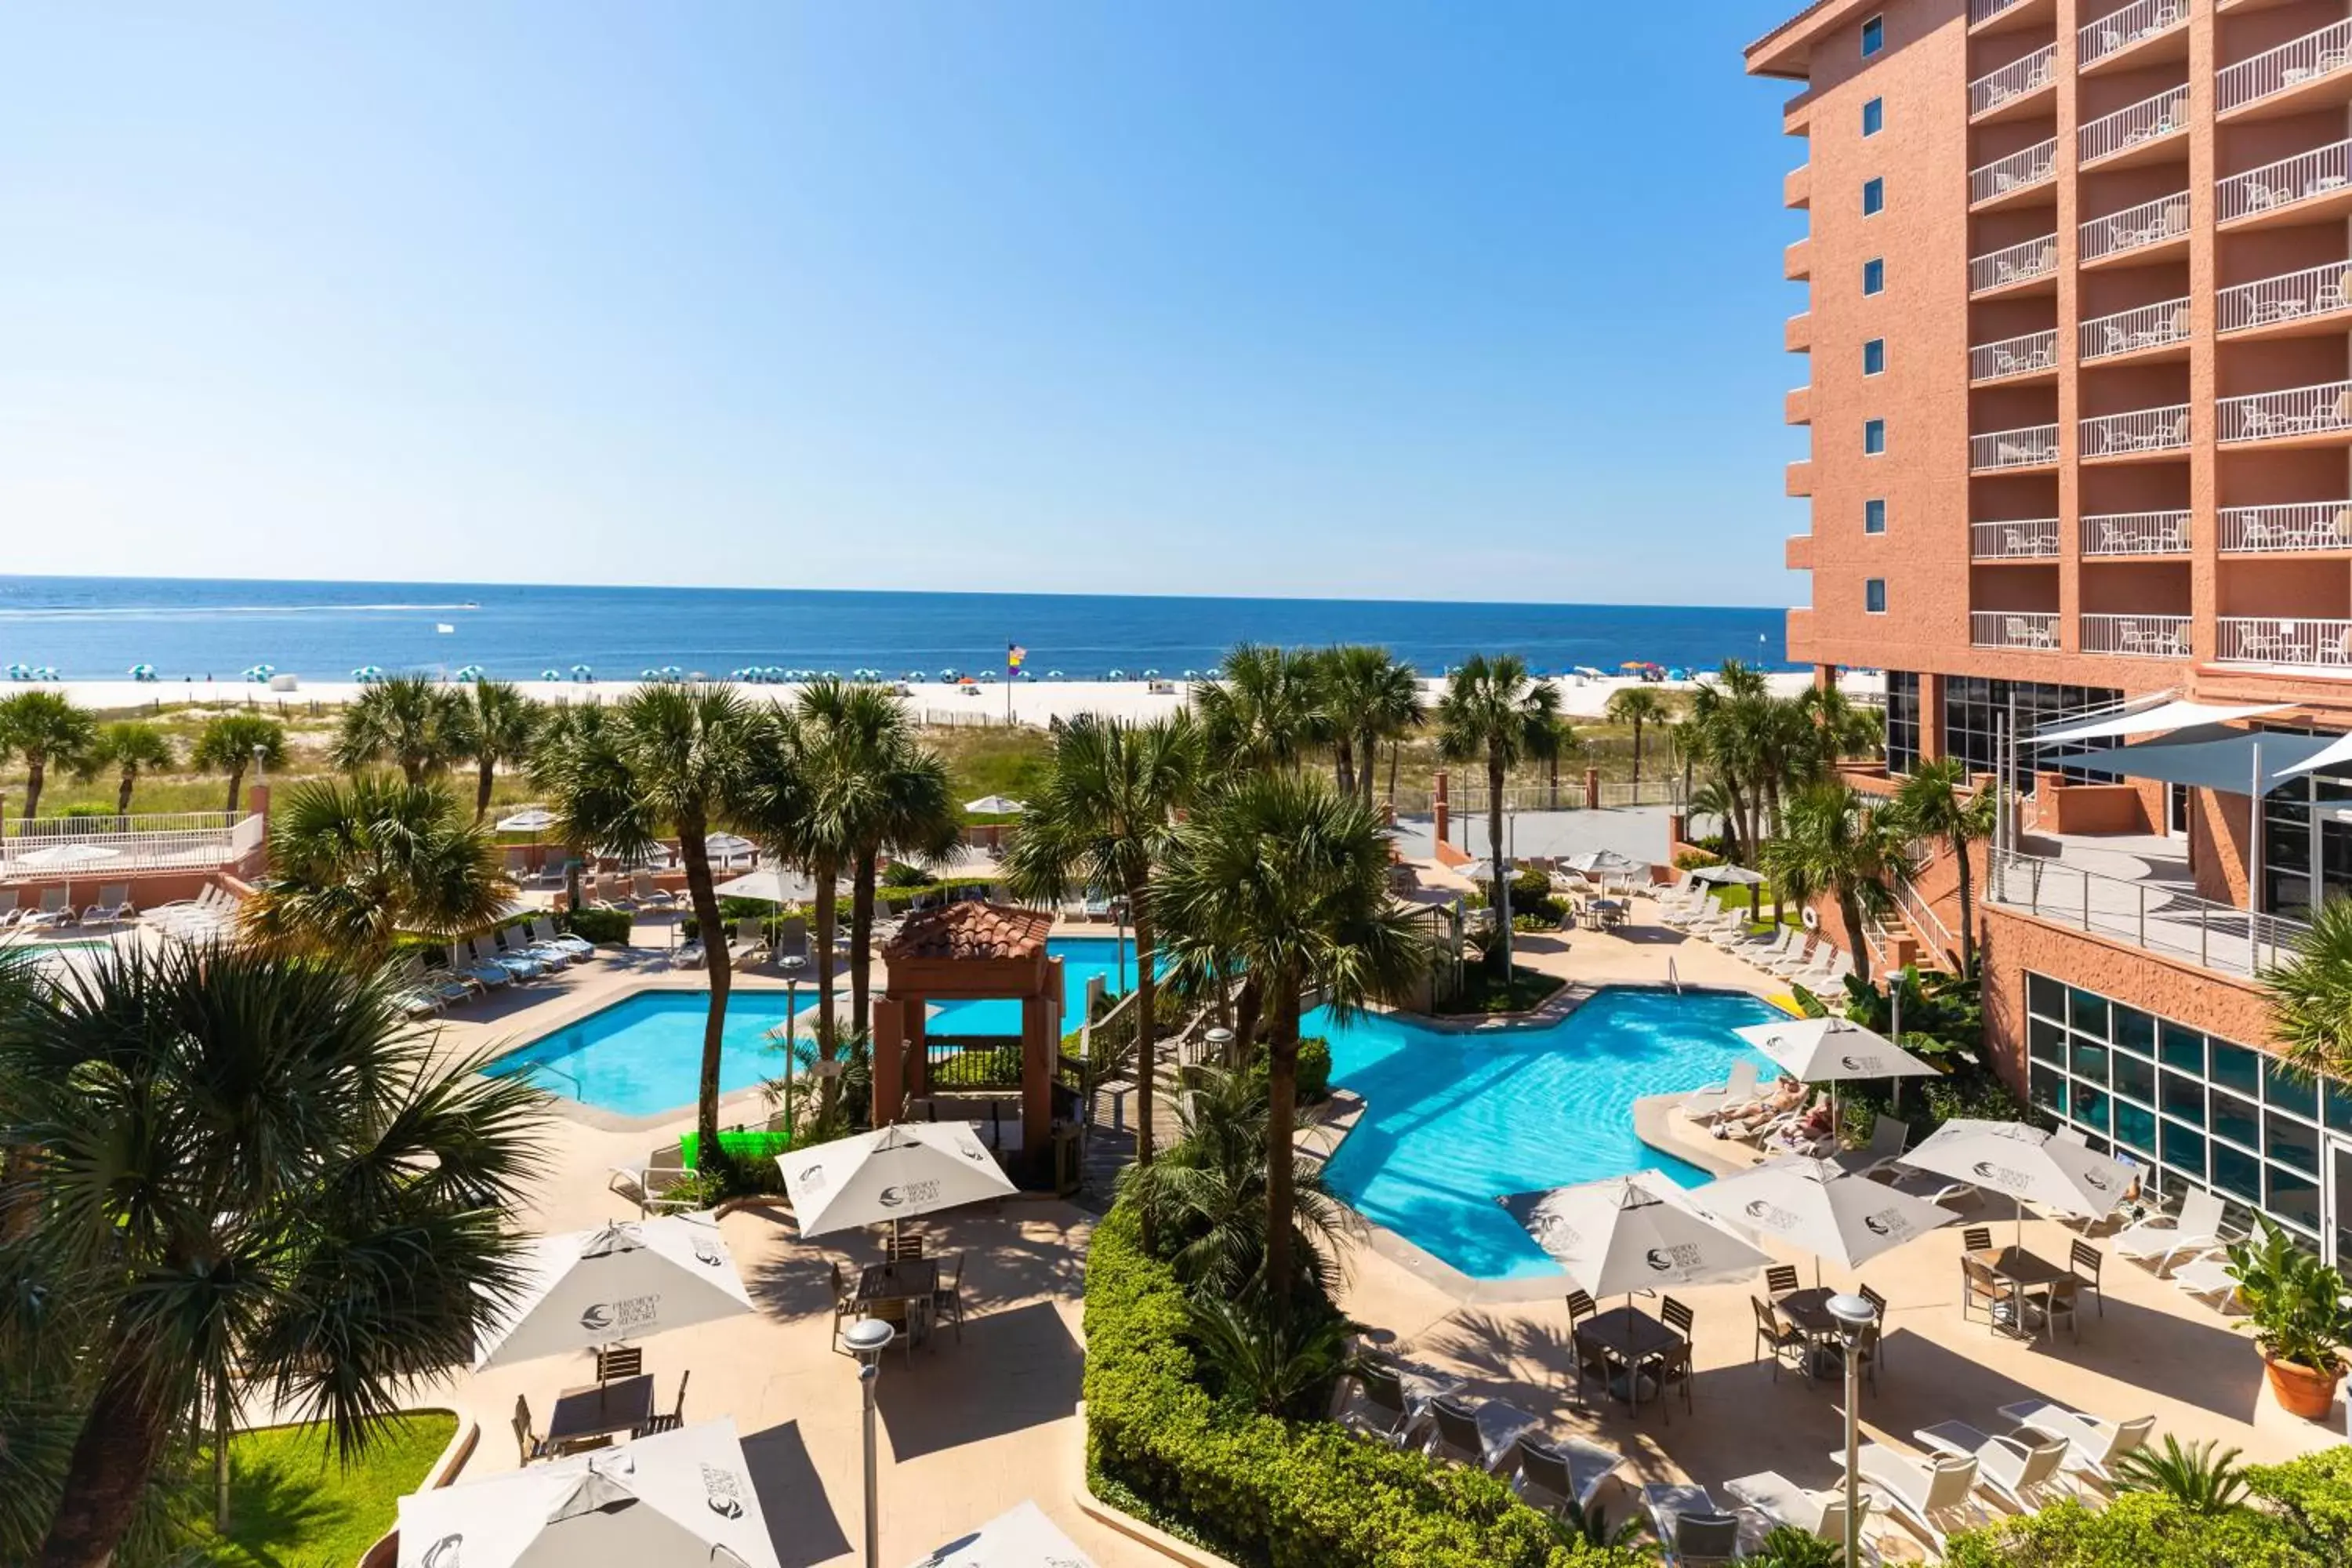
[1995,1401,2156,1485]
[1723,1470,1865,1547]
[2170,1250,2241,1310]
[1766,935,1820,976]
[449,938,514,991]
[1831,1113,1911,1178]
[1511,1434,1625,1516]
[1842,1443,1983,1551]
[1682,1060,1764,1123]
[1423,1395,1542,1474]
[1642,1484,1741,1566]
[485,929,548,978]
[632,870,679,911]
[2113,1189,2227,1272]
[1338,1359,1460,1448]
[528,915,596,962]
[1914,1421,2071,1512]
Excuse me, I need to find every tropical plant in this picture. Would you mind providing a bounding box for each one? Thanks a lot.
[2263,898,2352,1081]
[87,720,176,820]
[2224,1214,2352,1374]
[1762,780,1907,985]
[452,678,543,820]
[1889,757,1994,975]
[1436,654,1563,971]
[1313,645,1422,807]
[2113,1436,2249,1515]
[0,941,546,1568]
[240,775,513,960]
[1798,681,1886,767]
[332,673,470,783]
[1183,1293,1356,1419]
[1743,1524,1842,1567]
[0,691,98,822]
[1194,642,1323,776]
[1603,685,1671,789]
[189,713,287,815]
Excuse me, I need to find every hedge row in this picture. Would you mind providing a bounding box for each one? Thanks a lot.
[1082,1206,1632,1568]
[1943,1450,2352,1567]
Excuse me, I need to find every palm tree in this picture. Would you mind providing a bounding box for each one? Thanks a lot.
[190,713,287,815]
[88,720,176,822]
[1799,681,1886,769]
[2263,899,2352,1080]
[1761,780,1907,985]
[1194,643,1323,775]
[1154,771,1427,1319]
[1603,685,1671,789]
[1889,757,1994,975]
[1435,654,1563,971]
[1314,645,1422,808]
[333,673,469,782]
[1005,714,1200,1199]
[0,692,98,822]
[0,942,544,1568]
[240,775,514,960]
[452,679,543,821]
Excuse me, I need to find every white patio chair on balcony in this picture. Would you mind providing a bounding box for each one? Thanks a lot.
[2005,616,2055,649]
[2244,180,2294,213]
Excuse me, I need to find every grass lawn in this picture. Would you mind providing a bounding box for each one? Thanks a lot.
[1706,881,1801,930]
[1435,963,1561,1015]
[189,1412,455,1568]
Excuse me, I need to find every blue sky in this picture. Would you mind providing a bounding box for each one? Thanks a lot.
[0,2,1811,606]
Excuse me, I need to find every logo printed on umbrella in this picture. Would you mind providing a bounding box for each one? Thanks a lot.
[797,1164,828,1193]
[1839,1054,1873,1072]
[2083,1167,2111,1192]
[700,1461,746,1519]
[879,1179,943,1209]
[691,1236,723,1268]
[1862,1209,1904,1237]
[578,1292,662,1334]
[1742,1198,1801,1232]
[1646,1242,1704,1272]
[1970,1160,2032,1192]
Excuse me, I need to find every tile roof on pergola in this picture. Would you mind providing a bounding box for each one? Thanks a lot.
[883,902,1053,963]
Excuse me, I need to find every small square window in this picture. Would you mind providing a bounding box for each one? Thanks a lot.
[1861,15,1884,56]
[1865,579,1888,614]
[1862,177,1885,216]
[1863,419,1886,455]
[1863,257,1886,295]
[1862,97,1883,136]
[1864,498,1887,534]
[1864,339,1886,376]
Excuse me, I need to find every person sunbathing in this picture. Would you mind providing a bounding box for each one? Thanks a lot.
[1765,1103,1836,1156]
[1711,1076,1806,1138]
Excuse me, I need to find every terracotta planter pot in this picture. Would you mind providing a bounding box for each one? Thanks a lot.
[2263,1354,2345,1421]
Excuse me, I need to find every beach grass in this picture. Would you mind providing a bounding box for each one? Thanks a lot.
[187,1412,455,1568]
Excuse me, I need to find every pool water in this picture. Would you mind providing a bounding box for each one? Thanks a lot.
[927,935,1145,1035]
[1312,987,1785,1281]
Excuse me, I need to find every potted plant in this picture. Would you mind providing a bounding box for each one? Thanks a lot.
[2225,1216,2352,1421]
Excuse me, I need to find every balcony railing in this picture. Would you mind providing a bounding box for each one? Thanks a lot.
[2217,616,2352,667]
[2081,612,2191,657]
[2082,510,2190,554]
[1972,0,2027,23]
[2080,0,2190,70]
[2079,191,2189,260]
[1973,45,2057,116]
[2219,140,2352,222]
[1971,423,2060,470]
[2082,403,2190,457]
[1972,611,2060,649]
[2218,18,2352,114]
[0,811,256,883]
[2218,379,2352,442]
[1973,517,2062,559]
[2217,260,2352,333]
[2219,501,2352,552]
[1971,233,2060,292]
[2080,85,2188,164]
[1988,846,2303,979]
[1971,138,2058,205]
[1971,328,2058,381]
[2079,297,2190,360]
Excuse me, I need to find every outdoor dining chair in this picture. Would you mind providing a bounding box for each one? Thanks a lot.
[594,1345,643,1386]
[2068,1239,2104,1316]
[1962,1225,1994,1254]
[635,1370,690,1437]
[513,1394,552,1465]
[931,1252,966,1342]
[1859,1283,1890,1366]
[1752,1296,1810,1382]
[1764,1264,1801,1299]
[885,1232,927,1263]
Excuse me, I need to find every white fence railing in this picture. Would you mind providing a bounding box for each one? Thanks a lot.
[2080,0,2190,70]
[2079,191,2190,260]
[2218,379,2352,443]
[1971,423,2060,470]
[2220,140,2352,223]
[1988,846,2304,978]
[1972,611,2060,649]
[0,811,255,882]
[2219,502,2352,553]
[2218,18,2352,114]
[1893,871,1961,967]
[1972,45,2057,116]
[1971,233,2061,293]
[1596,779,1683,809]
[1973,518,2062,559]
[2081,613,2191,658]
[2080,297,2190,360]
[2218,261,2352,334]
[2080,85,2188,164]
[2082,510,2190,555]
[1971,137,2058,205]
[2217,617,2352,667]
[2082,403,2190,457]
[1971,328,2058,381]
[1972,0,2027,23]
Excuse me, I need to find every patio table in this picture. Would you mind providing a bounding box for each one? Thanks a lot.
[856,1258,939,1345]
[545,1372,655,1450]
[1577,1305,1682,1413]
[1776,1286,1875,1378]
[1970,1245,2071,1337]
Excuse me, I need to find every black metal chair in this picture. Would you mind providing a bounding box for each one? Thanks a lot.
[931,1251,966,1342]
[636,1370,690,1436]
[1763,1264,1802,1299]
[2069,1238,2104,1316]
[1751,1295,1810,1381]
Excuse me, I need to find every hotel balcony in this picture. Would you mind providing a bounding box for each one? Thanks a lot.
[1971,138,2058,209]
[2078,85,2187,169]
[2082,510,2189,555]
[1972,45,2056,121]
[2217,380,2352,445]
[1971,328,2058,383]
[2078,0,2189,73]
[1785,533,1813,571]
[1785,386,1811,426]
[2078,298,2190,362]
[1972,610,2060,649]
[1972,517,2062,559]
[1784,238,1811,281]
[2219,140,2352,227]
[1972,0,2051,31]
[2217,616,2352,669]
[2079,192,2189,264]
[1787,459,1813,497]
[2216,262,2352,338]
[2217,18,2352,119]
[1971,233,2060,296]
[2219,502,2352,553]
[2081,403,2189,459]
[1971,423,2060,471]
[1784,164,1809,210]
[2080,612,2190,658]
[1786,312,1811,352]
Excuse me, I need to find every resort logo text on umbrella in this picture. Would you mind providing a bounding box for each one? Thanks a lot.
[700,1461,746,1519]
[578,1292,662,1335]
[1742,1197,1805,1234]
[1646,1243,1704,1273]
[879,1180,944,1210]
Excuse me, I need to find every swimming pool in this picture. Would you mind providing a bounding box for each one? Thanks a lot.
[927,935,1145,1035]
[1312,987,1784,1281]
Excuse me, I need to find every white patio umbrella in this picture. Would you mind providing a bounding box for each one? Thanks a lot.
[964,794,1025,815]
[496,807,557,833]
[1899,1117,2132,1251]
[779,1122,1018,1241]
[12,841,121,906]
[1732,1014,1940,1134]
[1499,1172,1771,1299]
[908,1501,1098,1568]
[1690,862,1766,916]
[712,867,815,904]
[397,1417,780,1568]
[1690,1155,1956,1283]
[703,832,757,861]
[1565,849,1642,876]
[474,1217,755,1370]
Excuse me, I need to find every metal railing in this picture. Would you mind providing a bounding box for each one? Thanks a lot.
[1971,611,2060,650]
[2219,501,2352,553]
[0,811,256,881]
[2220,140,2352,223]
[1972,45,2057,116]
[1971,137,2058,205]
[1970,234,2060,295]
[1987,845,2303,978]
[1454,782,1592,815]
[2080,0,2190,69]
[1595,779,1683,808]
[1972,517,2062,559]
[1893,871,1960,967]
[1971,328,2058,381]
[2081,510,2190,555]
[2079,297,2190,360]
[2080,191,2190,260]
[2217,617,2352,667]
[2082,403,2190,456]
[2081,613,2192,658]
[2218,17,2352,114]
[1971,423,2060,470]
[2218,379,2352,443]
[1972,0,2028,24]
[2080,85,2188,164]
[2218,260,2352,334]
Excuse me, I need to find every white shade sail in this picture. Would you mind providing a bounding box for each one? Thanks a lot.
[2067,728,2335,795]
[2031,696,2292,746]
[1498,1172,1771,1297]
[1690,1156,1955,1271]
[907,1501,1098,1568]
[779,1123,1018,1239]
[474,1217,754,1370]
[1732,1016,1940,1084]
[1898,1119,2131,1218]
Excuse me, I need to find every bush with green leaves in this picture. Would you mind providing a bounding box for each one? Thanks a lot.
[1742,1525,1842,1568]
[2227,1216,2352,1374]
[1943,1445,2352,1567]
[1295,1036,1331,1103]
[563,905,633,945]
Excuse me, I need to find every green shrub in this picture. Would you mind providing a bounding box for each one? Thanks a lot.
[1941,1490,2308,1568]
[564,906,632,945]
[1296,1037,1332,1103]
[883,859,933,887]
[678,1127,793,1170]
[1673,848,1723,870]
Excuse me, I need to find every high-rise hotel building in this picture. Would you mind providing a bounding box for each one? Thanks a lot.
[1749,0,2352,1261]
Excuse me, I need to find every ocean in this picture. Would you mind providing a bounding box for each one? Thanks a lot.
[0,576,1792,682]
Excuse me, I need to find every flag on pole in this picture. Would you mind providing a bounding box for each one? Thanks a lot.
[1007,643,1026,672]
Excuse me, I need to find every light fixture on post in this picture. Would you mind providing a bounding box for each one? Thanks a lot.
[777,954,807,1138]
[843,1316,896,1568]
[1204,1025,1234,1069]
[1825,1291,1876,1568]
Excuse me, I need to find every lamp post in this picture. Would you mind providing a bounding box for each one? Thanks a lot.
[843,1316,896,1568]
[779,955,806,1138]
[1825,1291,1876,1568]
[1205,1025,1235,1070]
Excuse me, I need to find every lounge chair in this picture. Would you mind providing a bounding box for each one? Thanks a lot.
[1766,935,1820,976]
[2113,1189,2227,1272]
[1831,1113,1911,1178]
[1423,1395,1542,1473]
[1994,1401,2156,1485]
[81,884,134,926]
[1915,1421,2071,1512]
[448,938,514,991]
[1682,1060,1764,1123]
[631,871,678,911]
[1081,894,1113,921]
[499,924,568,971]
[528,915,597,962]
[1339,1359,1458,1448]
[1737,927,1802,967]
[728,917,768,970]
[1867,1163,1976,1207]
[2171,1250,2241,1309]
[0,907,21,931]
[1842,1443,1982,1550]
[1723,1470,1864,1545]
[1641,1484,1741,1566]
[22,887,76,930]
[608,1142,694,1218]
[481,931,546,979]
[1510,1434,1624,1516]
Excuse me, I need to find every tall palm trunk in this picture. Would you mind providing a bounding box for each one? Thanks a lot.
[1487,751,1510,970]
[850,847,878,1037]
[23,757,45,822]
[1631,717,1646,787]
[1333,739,1355,799]
[1385,742,1400,809]
[678,815,730,1161]
[116,768,136,820]
[812,855,841,1117]
[1839,887,1874,986]
[37,1339,178,1568]
[224,763,248,817]
[1951,829,1978,976]
[1354,728,1377,808]
[475,758,496,821]
[1231,975,1261,1067]
[1261,968,1304,1325]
